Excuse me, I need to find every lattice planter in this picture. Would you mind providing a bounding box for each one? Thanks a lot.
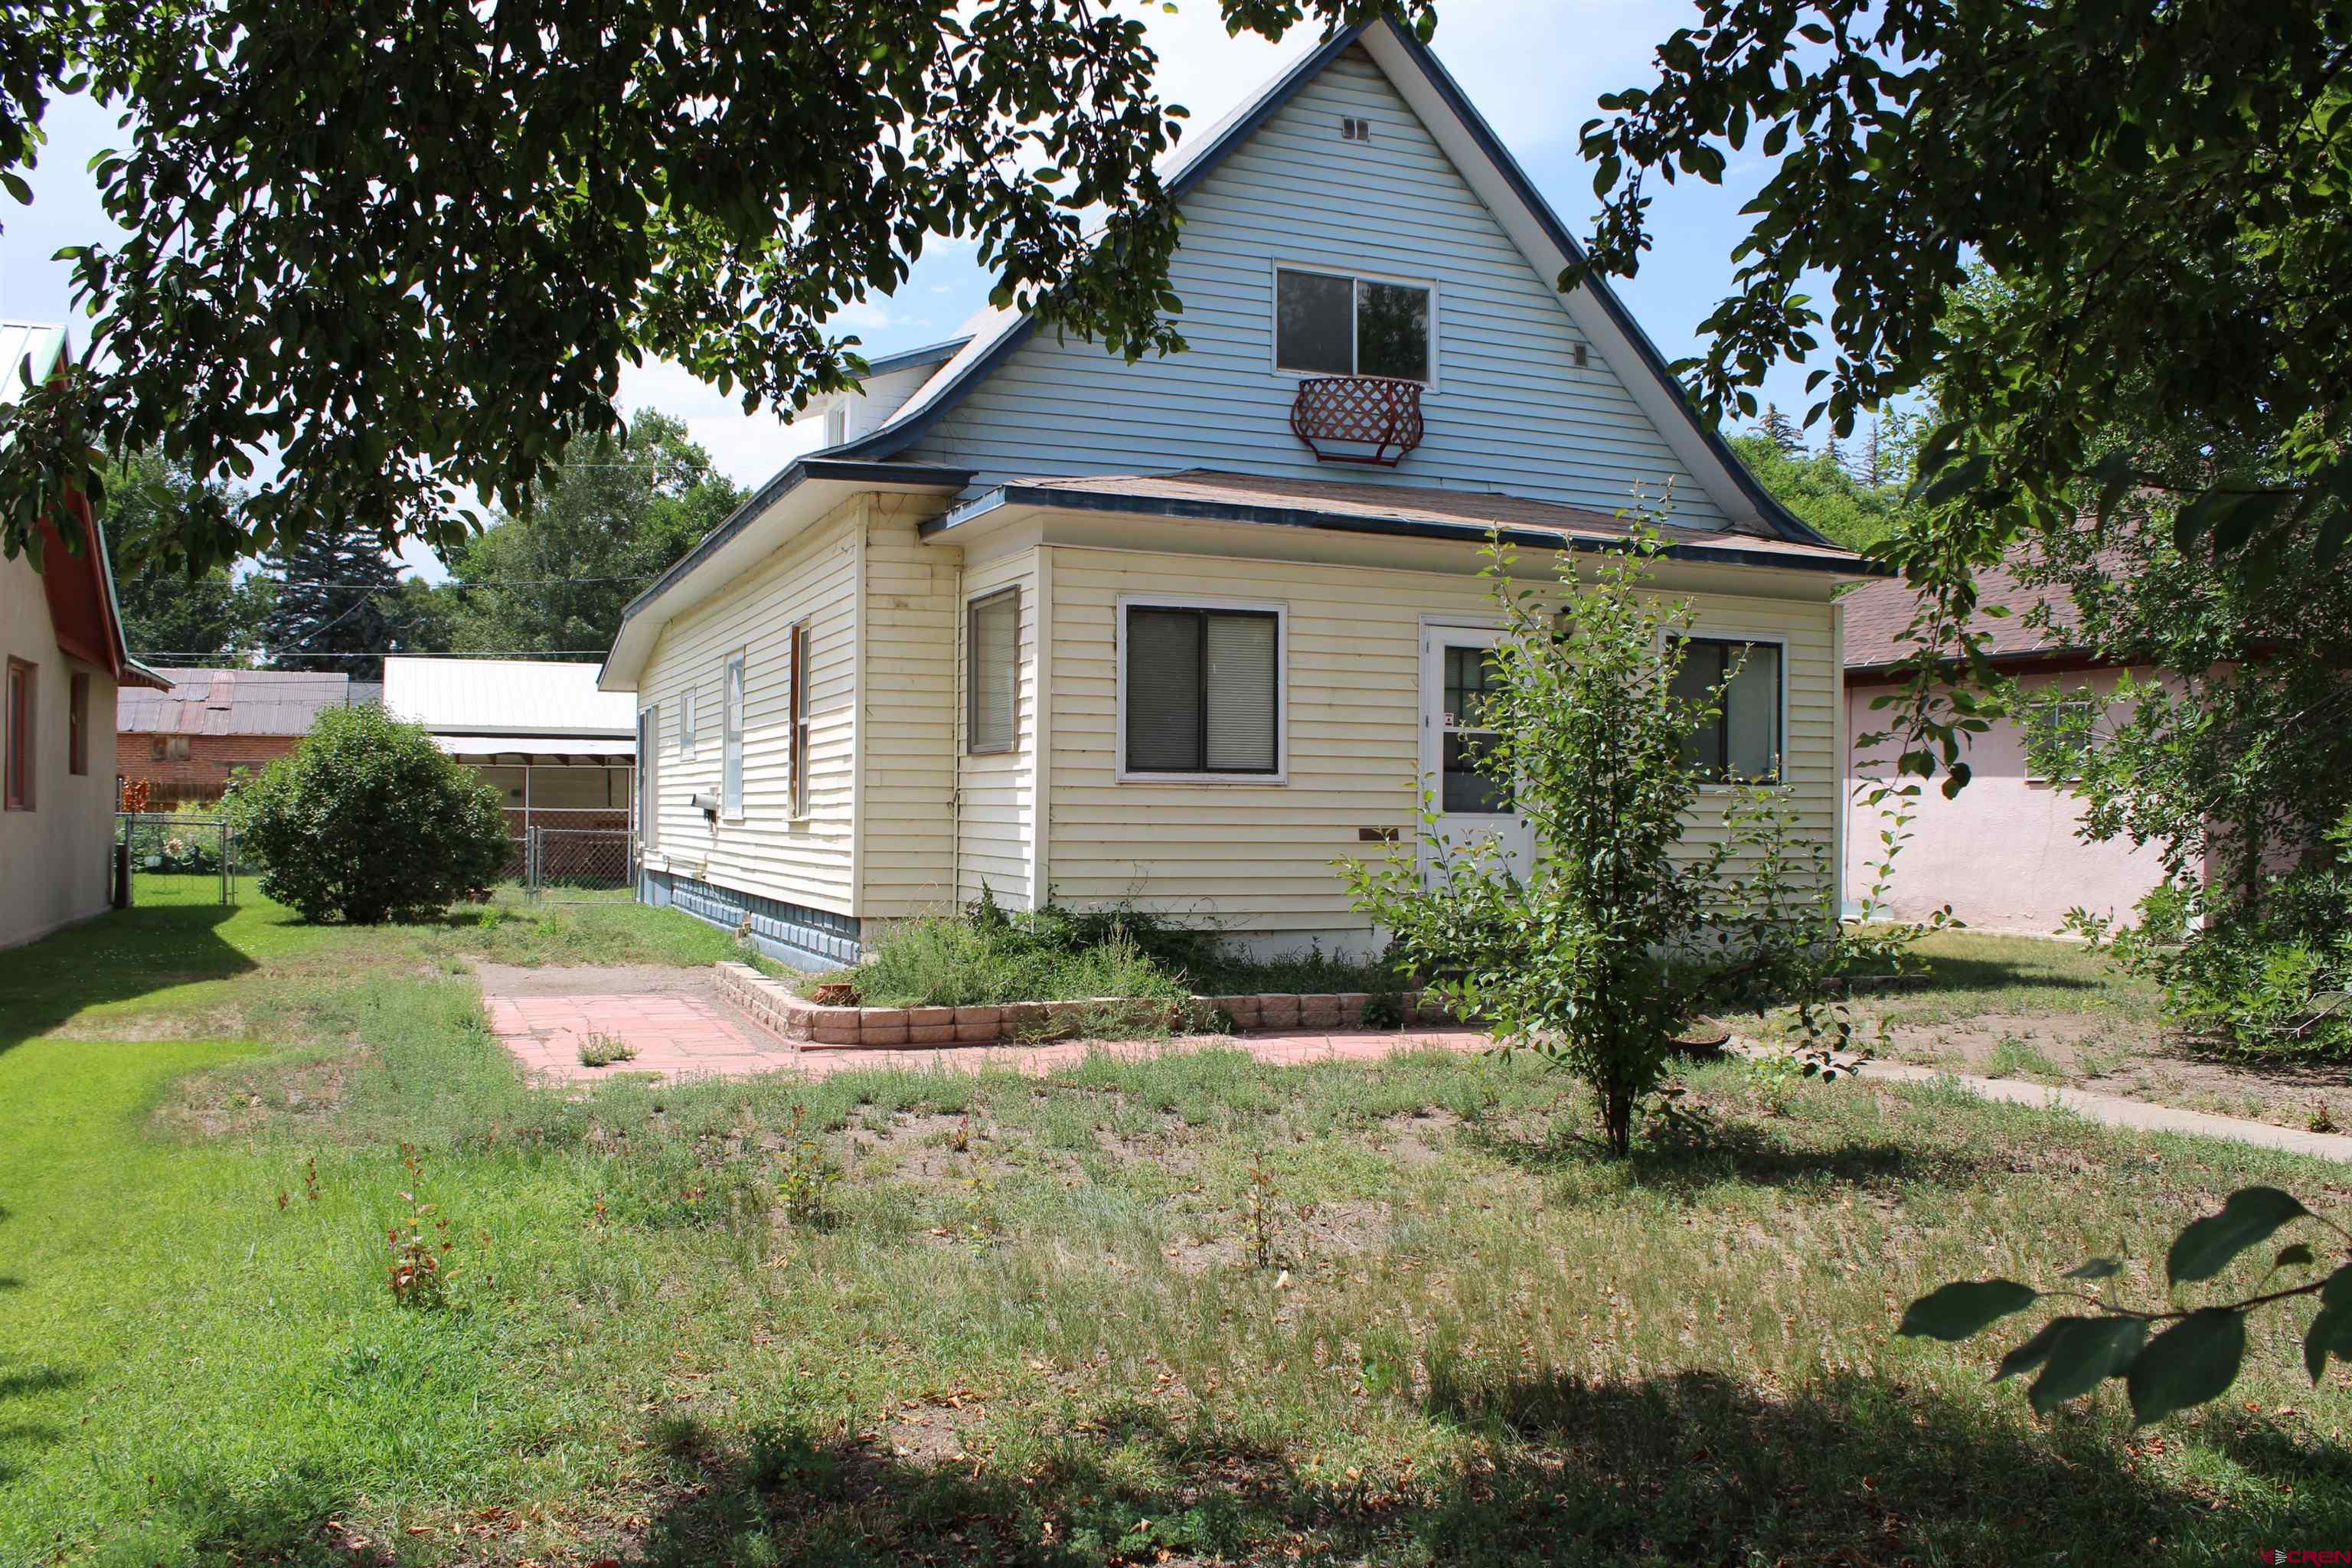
[1289,374,1425,466]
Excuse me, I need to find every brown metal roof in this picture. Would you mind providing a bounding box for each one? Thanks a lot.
[1842,555,2087,671]
[116,668,365,737]
[992,469,1871,568]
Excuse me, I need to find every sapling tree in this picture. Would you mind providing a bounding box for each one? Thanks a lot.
[1342,532,1918,1155]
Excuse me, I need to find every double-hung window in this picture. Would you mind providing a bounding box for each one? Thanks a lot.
[721,652,746,821]
[1669,637,1782,782]
[787,622,811,817]
[680,686,697,761]
[1121,601,1282,779]
[968,588,1019,755]
[1275,267,1432,383]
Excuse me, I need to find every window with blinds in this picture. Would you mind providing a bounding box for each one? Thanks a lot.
[967,588,1019,754]
[722,651,746,819]
[1122,605,1281,776]
[1668,637,1782,782]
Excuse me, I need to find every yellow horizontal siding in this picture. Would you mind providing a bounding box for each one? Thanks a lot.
[858,508,959,917]
[956,549,1040,909]
[1046,545,1838,935]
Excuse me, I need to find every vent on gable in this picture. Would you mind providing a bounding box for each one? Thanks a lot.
[1573,343,1589,368]
[1340,116,1372,143]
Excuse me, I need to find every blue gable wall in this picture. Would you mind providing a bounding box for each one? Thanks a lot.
[899,46,1731,528]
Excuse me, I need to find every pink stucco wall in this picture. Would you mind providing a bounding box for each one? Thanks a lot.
[1843,667,2174,935]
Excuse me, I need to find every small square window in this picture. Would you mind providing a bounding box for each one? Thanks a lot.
[1341,116,1372,142]
[1122,604,1282,777]
[2027,696,2100,781]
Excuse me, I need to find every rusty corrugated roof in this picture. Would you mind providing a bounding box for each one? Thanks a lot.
[116,668,362,737]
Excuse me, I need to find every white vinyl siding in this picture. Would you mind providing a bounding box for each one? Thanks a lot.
[904,47,1730,525]
[631,498,862,916]
[1047,544,1838,939]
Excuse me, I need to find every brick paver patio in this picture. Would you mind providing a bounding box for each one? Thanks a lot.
[483,985,1492,1084]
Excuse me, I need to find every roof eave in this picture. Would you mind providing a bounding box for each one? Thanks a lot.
[925,482,1885,579]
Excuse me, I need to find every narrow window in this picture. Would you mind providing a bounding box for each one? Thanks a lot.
[680,686,697,761]
[1275,268,1432,383]
[1123,606,1281,776]
[823,407,847,446]
[788,622,812,817]
[1669,638,1782,782]
[68,672,88,776]
[722,652,746,821]
[636,704,658,851]
[5,658,33,810]
[967,587,1020,755]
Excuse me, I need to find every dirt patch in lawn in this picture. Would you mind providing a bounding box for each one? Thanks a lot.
[1857,1006,2352,1132]
[471,960,736,999]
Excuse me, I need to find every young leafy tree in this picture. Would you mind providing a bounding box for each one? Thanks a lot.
[1571,0,2352,786]
[1726,433,1912,552]
[98,450,270,662]
[0,0,1430,576]
[441,411,745,655]
[1343,534,1890,1155]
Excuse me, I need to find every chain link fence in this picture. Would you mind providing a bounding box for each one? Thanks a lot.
[118,812,240,906]
[525,822,635,903]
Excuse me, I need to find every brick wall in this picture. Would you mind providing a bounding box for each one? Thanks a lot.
[117,732,299,805]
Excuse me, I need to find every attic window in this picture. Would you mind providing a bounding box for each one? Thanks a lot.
[823,407,847,446]
[1275,268,1432,383]
[1340,116,1372,142]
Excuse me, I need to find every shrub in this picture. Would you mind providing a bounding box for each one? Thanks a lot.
[225,703,509,924]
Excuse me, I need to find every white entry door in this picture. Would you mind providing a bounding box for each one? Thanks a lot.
[1419,627,1533,880]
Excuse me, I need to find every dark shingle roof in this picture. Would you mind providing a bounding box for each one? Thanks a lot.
[1843,557,2086,671]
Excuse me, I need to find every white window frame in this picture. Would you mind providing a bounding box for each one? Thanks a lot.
[2025,691,2102,784]
[965,586,1021,757]
[1664,629,1790,789]
[1114,593,1289,786]
[636,704,658,851]
[822,405,848,447]
[721,649,746,823]
[680,685,697,762]
[1269,260,1441,391]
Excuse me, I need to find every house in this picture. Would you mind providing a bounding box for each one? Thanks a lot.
[380,657,637,871]
[0,321,171,949]
[116,668,377,805]
[596,17,1874,969]
[1841,556,2169,935]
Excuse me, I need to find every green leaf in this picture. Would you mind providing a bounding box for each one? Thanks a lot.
[2062,1257,2122,1280]
[2276,1243,2318,1269]
[2167,1187,2311,1285]
[2027,1315,2148,1414]
[2128,1309,2245,1426]
[1898,1279,2039,1341]
[2303,1298,2352,1383]
[1992,1317,2064,1381]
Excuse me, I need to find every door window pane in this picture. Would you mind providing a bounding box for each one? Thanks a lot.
[1439,643,1511,813]
[1276,270,1354,374]
[1357,280,1430,381]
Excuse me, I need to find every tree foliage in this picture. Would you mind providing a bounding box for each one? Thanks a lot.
[1727,431,1913,553]
[0,0,1429,575]
[1573,0,2352,786]
[251,518,416,678]
[439,410,743,655]
[98,450,270,662]
[1903,1186,2352,1426]
[1343,535,1914,1156]
[226,704,509,923]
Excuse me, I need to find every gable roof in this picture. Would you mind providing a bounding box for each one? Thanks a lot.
[832,17,1828,549]
[2,320,170,691]
[118,668,362,737]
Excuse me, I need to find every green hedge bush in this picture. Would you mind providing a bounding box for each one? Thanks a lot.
[225,704,509,924]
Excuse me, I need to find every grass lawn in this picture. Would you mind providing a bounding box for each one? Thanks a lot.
[7,897,2352,1564]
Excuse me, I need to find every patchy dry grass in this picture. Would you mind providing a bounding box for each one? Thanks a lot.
[8,900,2352,1564]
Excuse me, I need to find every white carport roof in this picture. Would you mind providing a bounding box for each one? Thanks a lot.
[383,657,635,741]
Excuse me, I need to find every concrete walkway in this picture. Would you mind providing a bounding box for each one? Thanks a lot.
[1847,1055,2352,1163]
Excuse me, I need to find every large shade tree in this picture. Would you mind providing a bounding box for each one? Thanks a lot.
[0,0,1429,577]
[1570,0,2352,783]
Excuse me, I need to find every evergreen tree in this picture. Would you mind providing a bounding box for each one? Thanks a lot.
[254,521,408,677]
[1820,430,1846,472]
[1754,403,1805,456]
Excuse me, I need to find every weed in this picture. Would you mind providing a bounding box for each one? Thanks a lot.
[1242,1157,1280,1270]
[579,1033,638,1068]
[1363,991,1406,1030]
[1638,1080,1720,1152]
[385,1147,455,1311]
[2311,1098,2341,1135]
[776,1105,838,1227]
[1984,1036,2063,1079]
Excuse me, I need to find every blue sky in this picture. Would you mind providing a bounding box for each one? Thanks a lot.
[0,0,1840,573]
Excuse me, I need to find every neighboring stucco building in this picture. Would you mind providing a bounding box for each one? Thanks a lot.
[116,668,376,805]
[0,321,170,950]
[596,18,1876,970]
[1842,559,2169,935]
